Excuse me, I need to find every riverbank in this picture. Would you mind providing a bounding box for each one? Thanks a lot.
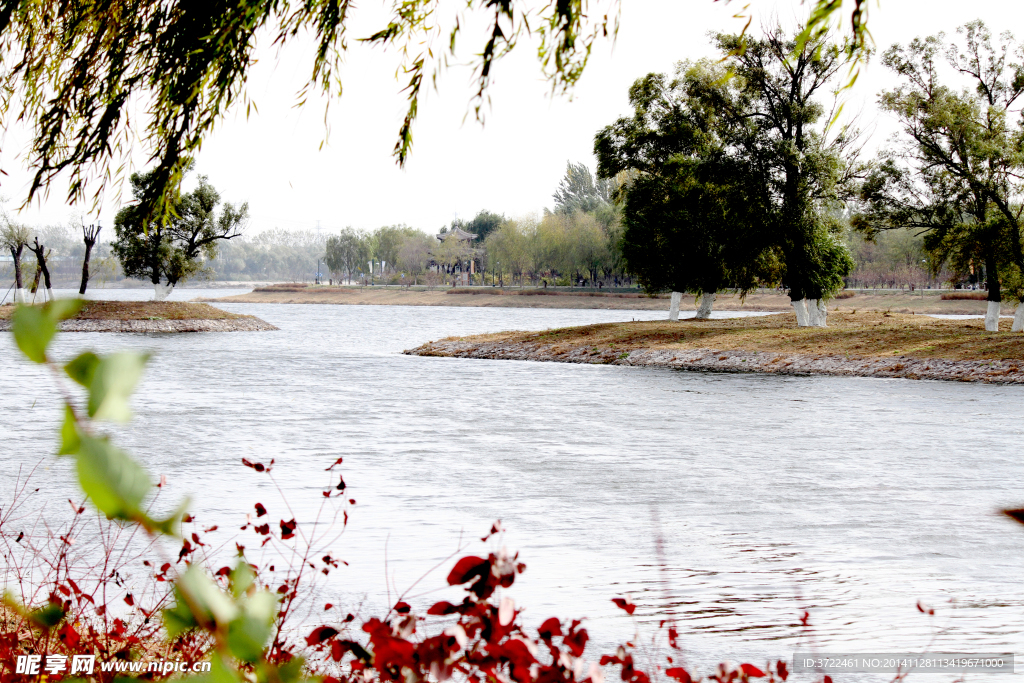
[203,285,1001,314]
[0,301,277,332]
[405,311,1024,383]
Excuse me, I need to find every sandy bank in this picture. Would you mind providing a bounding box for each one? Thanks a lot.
[203,286,998,315]
[0,300,277,333]
[404,312,1024,384]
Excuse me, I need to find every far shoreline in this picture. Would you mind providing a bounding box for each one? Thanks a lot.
[199,284,1002,316]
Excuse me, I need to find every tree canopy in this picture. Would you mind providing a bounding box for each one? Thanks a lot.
[0,0,870,226]
[857,21,1024,310]
[112,169,248,293]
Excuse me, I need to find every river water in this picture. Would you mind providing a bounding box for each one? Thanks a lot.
[3,290,1023,680]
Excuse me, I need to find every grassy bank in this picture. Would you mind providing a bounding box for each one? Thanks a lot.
[0,300,247,321]
[442,311,1024,363]
[205,285,1001,314]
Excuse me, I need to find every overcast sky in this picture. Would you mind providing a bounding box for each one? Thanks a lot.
[4,0,1024,237]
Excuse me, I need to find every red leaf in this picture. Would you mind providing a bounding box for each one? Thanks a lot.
[799,611,810,626]
[255,503,267,517]
[612,598,636,615]
[306,626,339,646]
[255,523,270,535]
[446,556,488,585]
[665,668,691,683]
[203,525,218,533]
[740,663,765,677]
[124,593,134,606]
[242,458,265,472]
[58,622,80,648]
[824,677,833,683]
[325,457,344,471]
[325,603,333,610]
[280,519,297,539]
[182,514,193,523]
[393,601,411,614]
[427,601,459,615]
[563,622,588,656]
[667,626,679,649]
[215,566,231,577]
[538,617,562,640]
[777,660,788,681]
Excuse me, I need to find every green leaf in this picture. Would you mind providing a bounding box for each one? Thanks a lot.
[162,588,200,638]
[87,352,150,421]
[46,298,85,321]
[190,654,240,683]
[65,352,100,387]
[178,565,239,626]
[227,591,278,662]
[30,601,66,629]
[229,560,255,599]
[58,405,81,456]
[69,432,152,521]
[12,305,55,363]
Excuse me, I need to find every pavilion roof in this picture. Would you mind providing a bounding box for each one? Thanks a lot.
[436,226,479,241]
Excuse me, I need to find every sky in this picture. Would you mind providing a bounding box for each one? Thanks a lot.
[3,0,1024,237]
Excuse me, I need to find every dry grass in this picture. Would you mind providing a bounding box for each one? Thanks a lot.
[456,311,1024,362]
[0,300,245,321]
[940,291,988,300]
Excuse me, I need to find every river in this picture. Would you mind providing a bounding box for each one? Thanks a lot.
[3,290,1023,679]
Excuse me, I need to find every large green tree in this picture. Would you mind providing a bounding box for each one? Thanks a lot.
[596,61,773,319]
[707,27,858,326]
[858,21,1024,332]
[113,170,248,299]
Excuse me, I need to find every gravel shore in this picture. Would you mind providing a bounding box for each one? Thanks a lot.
[405,339,1024,384]
[0,317,278,333]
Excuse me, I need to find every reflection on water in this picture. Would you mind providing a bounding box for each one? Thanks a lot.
[3,302,1024,678]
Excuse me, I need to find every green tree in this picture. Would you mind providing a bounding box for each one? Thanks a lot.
[858,21,1024,331]
[324,228,371,283]
[597,61,771,319]
[466,210,505,241]
[552,162,613,215]
[113,169,247,299]
[708,26,858,326]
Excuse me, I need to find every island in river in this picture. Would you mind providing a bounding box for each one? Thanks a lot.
[203,283,1001,315]
[405,311,1024,384]
[0,300,277,333]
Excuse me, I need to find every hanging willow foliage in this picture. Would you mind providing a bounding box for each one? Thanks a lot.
[0,0,868,225]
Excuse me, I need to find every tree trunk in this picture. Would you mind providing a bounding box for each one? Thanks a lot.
[985,300,1001,332]
[985,248,1001,332]
[791,299,809,327]
[668,292,681,321]
[695,292,716,319]
[805,299,819,326]
[79,239,95,295]
[1013,303,1024,332]
[154,282,174,301]
[815,299,827,327]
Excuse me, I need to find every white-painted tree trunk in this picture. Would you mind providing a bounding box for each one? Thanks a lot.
[985,300,1001,331]
[815,299,828,327]
[1013,303,1024,332]
[14,288,27,304]
[46,288,53,303]
[696,291,716,319]
[806,299,820,326]
[153,283,174,301]
[791,299,808,326]
[669,291,681,321]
